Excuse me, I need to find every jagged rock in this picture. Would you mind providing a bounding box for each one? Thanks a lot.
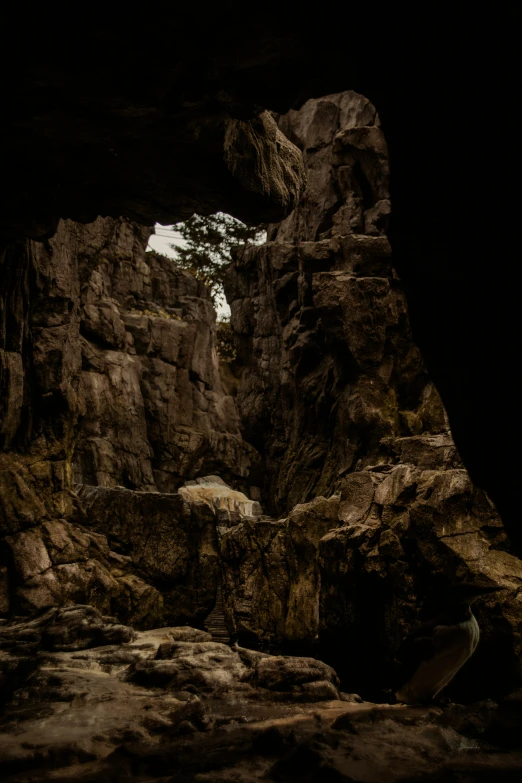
[320,464,522,701]
[0,212,263,623]
[73,217,262,495]
[221,496,340,648]
[219,451,522,702]
[76,484,220,627]
[224,92,440,514]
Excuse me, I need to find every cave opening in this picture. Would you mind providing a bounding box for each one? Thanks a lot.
[1,14,522,775]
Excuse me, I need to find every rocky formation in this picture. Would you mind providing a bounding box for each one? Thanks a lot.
[0,470,266,629]
[1,16,308,241]
[220,452,522,702]
[2,7,522,556]
[224,92,445,514]
[74,216,261,494]
[218,93,522,702]
[2,13,522,778]
[2,605,522,782]
[0,212,262,625]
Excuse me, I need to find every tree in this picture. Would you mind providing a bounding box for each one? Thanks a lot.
[170,213,265,308]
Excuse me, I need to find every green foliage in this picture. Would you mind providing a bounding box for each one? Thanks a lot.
[170,213,265,306]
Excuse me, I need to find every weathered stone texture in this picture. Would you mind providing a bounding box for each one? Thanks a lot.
[0,215,261,624]
[73,216,261,495]
[220,454,522,701]
[75,484,220,627]
[224,92,447,514]
[221,496,340,649]
[219,93,522,703]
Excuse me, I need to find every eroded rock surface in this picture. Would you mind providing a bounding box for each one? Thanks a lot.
[75,483,220,628]
[73,216,261,494]
[225,91,445,514]
[0,214,263,625]
[220,92,522,703]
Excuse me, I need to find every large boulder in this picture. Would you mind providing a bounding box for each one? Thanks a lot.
[76,484,220,627]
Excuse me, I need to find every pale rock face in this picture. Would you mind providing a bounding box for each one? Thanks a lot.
[178,476,263,522]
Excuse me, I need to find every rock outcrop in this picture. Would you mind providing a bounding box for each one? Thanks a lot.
[224,91,445,515]
[3,5,522,556]
[220,453,522,701]
[0,213,261,623]
[219,93,522,702]
[73,216,261,494]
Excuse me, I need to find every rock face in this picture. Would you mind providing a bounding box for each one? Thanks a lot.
[75,484,220,628]
[2,6,522,557]
[2,19,308,240]
[224,92,445,515]
[319,458,522,702]
[219,93,522,702]
[73,216,261,494]
[0,213,261,623]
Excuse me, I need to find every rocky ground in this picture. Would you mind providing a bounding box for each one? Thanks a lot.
[1,605,522,783]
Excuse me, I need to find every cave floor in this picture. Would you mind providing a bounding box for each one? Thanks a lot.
[1,613,522,782]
